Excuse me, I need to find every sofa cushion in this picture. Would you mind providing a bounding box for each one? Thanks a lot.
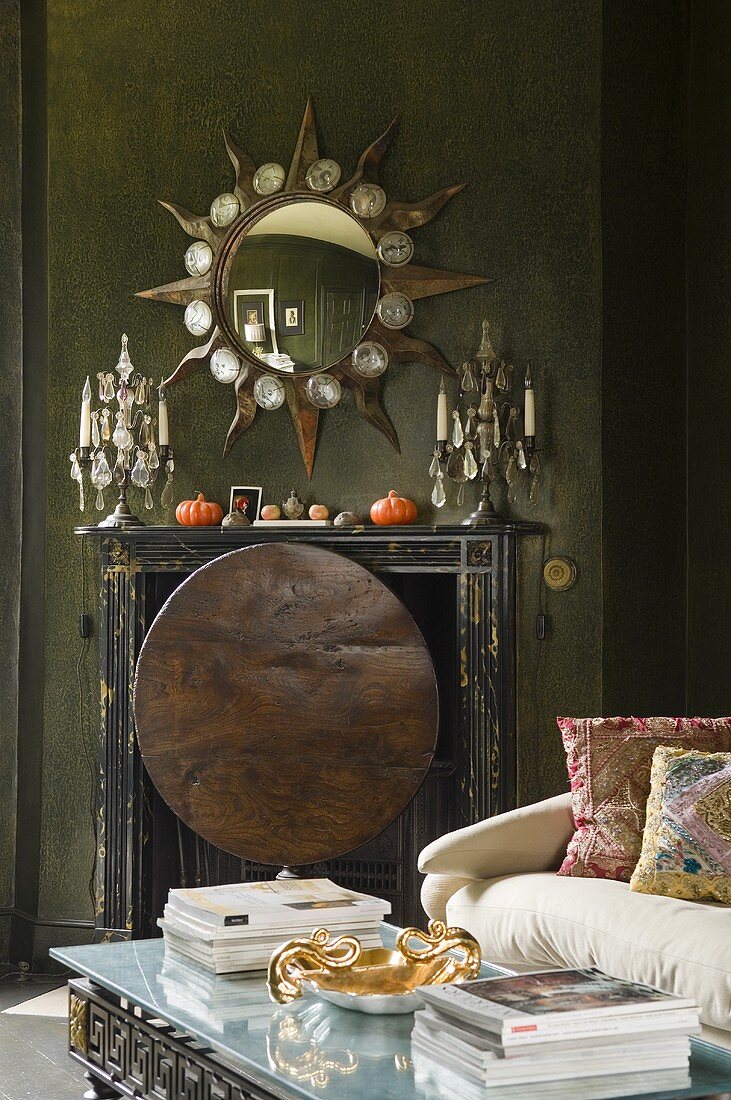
[558,716,731,881]
[630,747,731,904]
[446,872,731,1030]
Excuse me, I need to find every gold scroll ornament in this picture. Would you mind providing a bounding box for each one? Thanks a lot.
[267,920,481,1005]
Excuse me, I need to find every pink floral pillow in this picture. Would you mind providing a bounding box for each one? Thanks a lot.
[557,716,731,880]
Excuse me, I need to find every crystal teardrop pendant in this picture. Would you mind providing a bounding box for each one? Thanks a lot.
[452,409,464,448]
[461,362,476,393]
[529,454,541,504]
[95,489,104,511]
[144,487,153,510]
[103,375,115,402]
[139,416,150,447]
[507,407,519,441]
[506,454,517,485]
[495,360,507,391]
[160,473,174,509]
[464,441,478,480]
[493,407,501,447]
[428,448,441,477]
[101,409,112,441]
[148,444,159,470]
[517,441,527,470]
[79,480,85,512]
[69,453,81,482]
[431,473,446,508]
[135,379,147,405]
[97,374,106,402]
[446,446,464,481]
[457,482,465,506]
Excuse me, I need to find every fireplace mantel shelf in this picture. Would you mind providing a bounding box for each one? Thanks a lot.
[76,521,543,539]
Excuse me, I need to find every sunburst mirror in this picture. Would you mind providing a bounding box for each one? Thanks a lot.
[138,101,489,476]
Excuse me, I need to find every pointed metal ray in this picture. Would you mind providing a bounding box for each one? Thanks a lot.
[331,116,399,204]
[339,368,400,452]
[383,263,490,301]
[163,329,225,388]
[223,130,257,207]
[285,99,319,192]
[223,370,258,456]
[136,274,211,306]
[371,184,466,236]
[370,320,456,376]
[285,375,319,477]
[158,200,223,248]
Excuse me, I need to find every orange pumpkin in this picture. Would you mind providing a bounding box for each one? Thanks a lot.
[370,490,418,526]
[175,492,224,527]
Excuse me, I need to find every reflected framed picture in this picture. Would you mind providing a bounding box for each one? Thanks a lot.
[278,299,305,336]
[229,486,263,523]
[232,289,279,355]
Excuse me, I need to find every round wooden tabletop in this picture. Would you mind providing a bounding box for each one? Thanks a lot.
[133,543,438,866]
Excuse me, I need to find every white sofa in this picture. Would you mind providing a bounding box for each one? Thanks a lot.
[418,793,731,1044]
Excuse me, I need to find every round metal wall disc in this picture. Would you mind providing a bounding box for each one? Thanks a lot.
[133,543,438,867]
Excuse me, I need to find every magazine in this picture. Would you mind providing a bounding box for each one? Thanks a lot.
[167,878,389,927]
[419,968,698,1043]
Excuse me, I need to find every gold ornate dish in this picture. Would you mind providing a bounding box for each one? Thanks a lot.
[267,920,481,1015]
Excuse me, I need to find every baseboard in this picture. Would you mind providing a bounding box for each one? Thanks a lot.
[4,907,95,971]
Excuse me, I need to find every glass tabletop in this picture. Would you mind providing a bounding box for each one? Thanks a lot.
[51,926,731,1100]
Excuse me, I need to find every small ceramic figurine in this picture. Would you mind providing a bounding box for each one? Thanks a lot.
[282,489,305,520]
[260,504,282,521]
[309,504,329,520]
[334,511,363,527]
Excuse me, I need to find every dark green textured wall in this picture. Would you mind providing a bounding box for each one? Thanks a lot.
[601,1,689,714]
[687,0,731,714]
[0,0,22,947]
[36,0,603,933]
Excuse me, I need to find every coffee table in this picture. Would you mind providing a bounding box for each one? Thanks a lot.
[51,927,731,1100]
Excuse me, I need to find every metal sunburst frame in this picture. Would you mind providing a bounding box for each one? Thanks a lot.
[137,101,490,477]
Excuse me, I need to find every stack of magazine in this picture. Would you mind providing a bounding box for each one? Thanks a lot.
[413,968,700,1093]
[158,878,390,974]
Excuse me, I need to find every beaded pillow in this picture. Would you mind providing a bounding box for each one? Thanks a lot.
[630,747,731,903]
[557,716,731,881]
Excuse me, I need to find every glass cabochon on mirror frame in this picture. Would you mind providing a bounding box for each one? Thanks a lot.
[213,193,381,375]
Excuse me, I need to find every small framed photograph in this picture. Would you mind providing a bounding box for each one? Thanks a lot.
[229,486,263,523]
[278,299,305,335]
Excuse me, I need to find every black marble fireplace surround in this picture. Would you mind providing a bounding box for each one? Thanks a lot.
[77,522,540,936]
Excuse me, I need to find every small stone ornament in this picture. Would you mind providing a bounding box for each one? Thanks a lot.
[334,511,363,527]
[260,504,282,521]
[309,504,329,520]
[283,490,305,520]
[221,509,250,527]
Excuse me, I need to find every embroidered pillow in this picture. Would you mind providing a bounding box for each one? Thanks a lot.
[630,747,731,903]
[557,716,731,881]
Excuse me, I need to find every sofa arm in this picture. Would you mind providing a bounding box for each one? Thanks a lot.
[421,873,477,923]
[418,792,574,880]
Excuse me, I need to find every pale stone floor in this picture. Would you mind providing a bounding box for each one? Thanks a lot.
[0,980,85,1100]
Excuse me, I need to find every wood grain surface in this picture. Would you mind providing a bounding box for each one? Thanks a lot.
[133,543,438,866]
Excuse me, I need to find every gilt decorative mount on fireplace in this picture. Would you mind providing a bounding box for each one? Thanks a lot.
[137,100,490,475]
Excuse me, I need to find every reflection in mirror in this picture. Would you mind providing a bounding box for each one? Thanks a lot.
[222,198,380,374]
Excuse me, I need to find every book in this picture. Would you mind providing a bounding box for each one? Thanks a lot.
[166,878,390,928]
[418,967,699,1045]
